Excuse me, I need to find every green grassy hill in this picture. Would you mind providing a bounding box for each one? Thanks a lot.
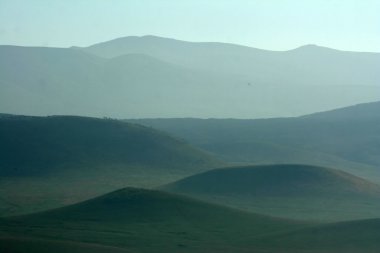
[2,187,380,253]
[161,164,380,221]
[0,115,222,216]
[0,188,305,253]
[0,115,220,176]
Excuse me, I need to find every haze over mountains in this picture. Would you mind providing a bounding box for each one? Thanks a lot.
[1,35,380,118]
[131,100,380,183]
[2,34,380,253]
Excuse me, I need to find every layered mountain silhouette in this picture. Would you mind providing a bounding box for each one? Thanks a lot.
[1,35,380,118]
[131,100,380,182]
[162,164,380,221]
[84,36,380,88]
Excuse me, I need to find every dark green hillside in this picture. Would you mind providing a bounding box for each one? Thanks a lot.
[0,188,304,253]
[3,188,380,253]
[0,115,222,216]
[162,165,380,221]
[0,237,131,253]
[262,218,380,252]
[163,164,380,196]
[129,101,380,182]
[0,115,219,176]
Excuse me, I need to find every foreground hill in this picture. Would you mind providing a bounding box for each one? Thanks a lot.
[2,36,380,118]
[0,237,130,253]
[161,164,380,221]
[2,188,380,253]
[0,188,304,253]
[0,115,221,216]
[262,218,380,252]
[129,101,380,182]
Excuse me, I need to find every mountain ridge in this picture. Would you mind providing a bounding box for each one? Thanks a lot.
[2,37,380,118]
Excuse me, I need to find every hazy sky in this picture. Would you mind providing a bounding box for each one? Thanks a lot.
[0,0,379,51]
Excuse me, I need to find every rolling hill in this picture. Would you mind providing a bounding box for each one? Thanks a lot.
[129,100,380,183]
[0,187,305,253]
[1,36,380,118]
[2,187,380,253]
[161,164,380,221]
[0,115,222,216]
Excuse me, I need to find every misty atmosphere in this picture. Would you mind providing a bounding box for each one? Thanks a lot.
[1,1,380,252]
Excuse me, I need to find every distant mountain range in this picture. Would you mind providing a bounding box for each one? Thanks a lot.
[130,100,380,183]
[84,35,380,87]
[1,35,379,118]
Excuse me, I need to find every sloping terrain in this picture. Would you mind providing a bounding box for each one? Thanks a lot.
[161,164,380,221]
[129,101,380,182]
[0,237,131,253]
[261,218,380,252]
[0,188,305,253]
[0,115,222,216]
[2,188,380,253]
[303,100,380,120]
[0,115,219,176]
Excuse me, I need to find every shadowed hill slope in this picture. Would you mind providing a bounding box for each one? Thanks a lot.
[161,164,380,221]
[2,188,380,252]
[0,115,220,177]
[0,237,131,253]
[0,115,222,216]
[0,188,305,253]
[261,218,380,252]
[129,101,380,182]
[162,164,380,197]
